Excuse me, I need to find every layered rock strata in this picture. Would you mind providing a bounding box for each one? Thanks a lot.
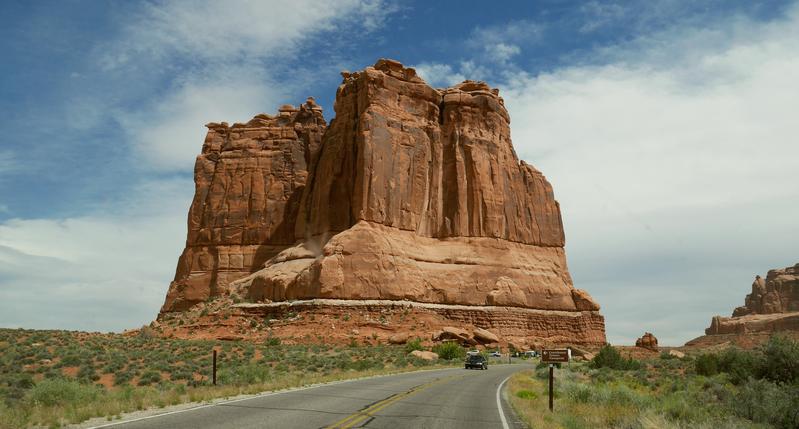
[703,262,799,336]
[161,99,326,311]
[159,59,605,345]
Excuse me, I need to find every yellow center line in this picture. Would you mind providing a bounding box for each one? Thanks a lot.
[326,375,463,429]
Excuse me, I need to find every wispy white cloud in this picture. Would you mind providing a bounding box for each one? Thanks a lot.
[501,4,799,345]
[466,19,543,65]
[413,63,465,87]
[578,1,626,33]
[103,0,396,172]
[0,178,193,332]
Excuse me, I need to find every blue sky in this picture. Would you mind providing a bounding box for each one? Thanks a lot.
[1,0,797,345]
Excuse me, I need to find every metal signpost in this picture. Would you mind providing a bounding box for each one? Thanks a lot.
[541,349,570,411]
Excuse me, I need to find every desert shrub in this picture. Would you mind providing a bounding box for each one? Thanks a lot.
[757,334,799,384]
[218,364,271,385]
[137,370,161,386]
[59,353,81,367]
[265,337,281,346]
[404,338,423,354]
[432,342,465,360]
[659,351,676,360]
[590,345,641,370]
[717,347,759,384]
[26,378,101,407]
[731,378,799,429]
[77,364,99,383]
[695,353,720,376]
[515,389,537,400]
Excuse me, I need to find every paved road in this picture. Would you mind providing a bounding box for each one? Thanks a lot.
[91,364,529,429]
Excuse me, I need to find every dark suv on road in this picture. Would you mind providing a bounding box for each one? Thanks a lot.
[465,354,488,370]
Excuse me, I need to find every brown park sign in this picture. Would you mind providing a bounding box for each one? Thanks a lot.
[541,349,570,363]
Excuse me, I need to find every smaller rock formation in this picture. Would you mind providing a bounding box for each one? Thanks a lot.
[635,332,658,351]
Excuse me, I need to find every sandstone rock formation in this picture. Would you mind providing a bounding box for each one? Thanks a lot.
[702,263,799,337]
[159,59,606,346]
[635,332,658,351]
[161,99,326,312]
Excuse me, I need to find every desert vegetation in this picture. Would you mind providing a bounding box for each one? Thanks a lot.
[509,335,799,429]
[0,328,457,429]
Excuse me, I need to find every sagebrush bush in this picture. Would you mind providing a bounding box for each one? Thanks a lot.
[732,378,799,429]
[26,378,101,407]
[758,334,799,384]
[590,345,641,370]
[432,342,466,360]
[695,353,720,376]
[404,338,423,353]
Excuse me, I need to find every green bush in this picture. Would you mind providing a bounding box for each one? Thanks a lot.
[717,347,759,384]
[137,370,161,386]
[404,338,423,354]
[731,378,799,429]
[695,353,720,376]
[218,364,271,385]
[590,345,641,370]
[516,389,537,400]
[26,378,101,407]
[432,342,466,360]
[758,334,799,384]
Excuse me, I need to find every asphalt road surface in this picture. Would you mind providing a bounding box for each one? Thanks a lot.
[90,364,529,429]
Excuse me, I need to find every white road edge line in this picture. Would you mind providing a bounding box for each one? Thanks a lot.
[496,375,511,429]
[85,367,458,429]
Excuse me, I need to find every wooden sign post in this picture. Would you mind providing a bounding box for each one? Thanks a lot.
[541,349,569,411]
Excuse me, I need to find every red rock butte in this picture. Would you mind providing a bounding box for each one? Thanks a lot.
[158,59,606,347]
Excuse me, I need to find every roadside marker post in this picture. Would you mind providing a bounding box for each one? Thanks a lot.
[541,349,570,412]
[548,364,554,411]
[212,349,217,386]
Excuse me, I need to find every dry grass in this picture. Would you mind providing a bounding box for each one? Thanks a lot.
[0,328,456,429]
[507,363,774,429]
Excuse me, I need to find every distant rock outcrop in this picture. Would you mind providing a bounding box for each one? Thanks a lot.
[158,59,606,346]
[635,332,658,351]
[702,263,799,337]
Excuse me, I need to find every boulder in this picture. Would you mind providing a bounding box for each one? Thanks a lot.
[473,328,500,344]
[439,327,477,345]
[410,350,438,361]
[668,350,685,359]
[388,333,410,345]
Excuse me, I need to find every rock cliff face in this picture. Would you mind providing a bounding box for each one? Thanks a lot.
[161,99,326,312]
[159,59,606,345]
[702,262,799,336]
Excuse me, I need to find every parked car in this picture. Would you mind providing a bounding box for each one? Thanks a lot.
[523,351,538,358]
[466,350,480,356]
[490,351,502,358]
[465,354,488,370]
